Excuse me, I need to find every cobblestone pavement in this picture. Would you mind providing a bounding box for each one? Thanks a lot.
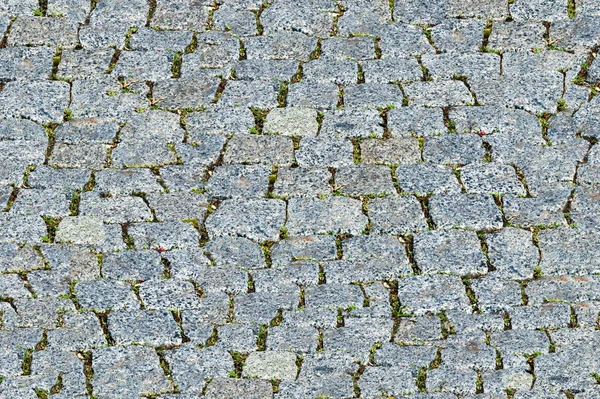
[0,1,600,398]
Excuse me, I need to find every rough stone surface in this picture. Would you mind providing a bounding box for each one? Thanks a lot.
[1,4,597,398]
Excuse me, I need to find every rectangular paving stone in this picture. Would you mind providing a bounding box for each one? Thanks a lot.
[423,53,501,80]
[129,221,200,250]
[263,107,319,137]
[160,165,206,192]
[362,58,423,84]
[232,59,299,82]
[286,196,368,236]
[487,21,547,51]
[360,136,421,166]
[461,162,526,195]
[152,77,220,110]
[205,198,286,242]
[305,283,364,310]
[223,133,294,166]
[0,215,47,244]
[206,164,270,199]
[204,377,273,399]
[510,303,572,330]
[321,36,375,60]
[108,308,182,346]
[511,0,570,22]
[486,227,538,279]
[7,16,78,48]
[302,59,358,85]
[429,193,503,231]
[112,50,172,81]
[397,274,472,316]
[287,81,340,109]
[320,108,383,139]
[414,229,488,276]
[92,346,172,398]
[431,19,486,53]
[271,235,337,266]
[186,106,254,137]
[344,83,405,108]
[450,105,540,136]
[377,23,435,57]
[213,3,257,35]
[151,0,209,30]
[404,80,474,107]
[393,0,446,24]
[388,106,446,137]
[503,190,571,228]
[0,47,54,81]
[0,0,38,16]
[423,133,484,164]
[335,165,396,197]
[446,0,509,19]
[111,142,177,168]
[146,191,208,222]
[261,0,335,37]
[120,110,185,144]
[54,119,119,144]
[0,81,70,124]
[396,163,462,195]
[173,144,220,174]
[49,143,109,169]
[129,27,193,52]
[337,0,391,36]
[102,249,163,282]
[75,279,139,311]
[70,76,148,120]
[165,345,232,393]
[245,32,318,61]
[94,168,163,196]
[206,236,266,270]
[218,79,279,108]
[79,192,153,223]
[369,195,428,234]
[9,189,70,218]
[537,227,600,276]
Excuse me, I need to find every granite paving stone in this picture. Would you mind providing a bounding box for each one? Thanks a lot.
[205,198,286,241]
[429,193,504,231]
[414,229,488,276]
[302,58,359,85]
[1,2,598,397]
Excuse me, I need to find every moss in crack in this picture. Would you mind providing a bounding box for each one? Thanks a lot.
[250,108,269,134]
[462,277,480,313]
[416,366,427,392]
[50,373,63,394]
[277,81,288,108]
[123,26,138,51]
[156,348,180,393]
[171,51,183,78]
[567,0,576,18]
[81,351,96,398]
[229,352,249,378]
[477,232,495,272]
[22,348,34,375]
[537,112,553,145]
[42,217,61,243]
[256,324,268,350]
[69,190,81,216]
[261,240,275,268]
[350,138,361,164]
[212,78,227,103]
[310,40,322,60]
